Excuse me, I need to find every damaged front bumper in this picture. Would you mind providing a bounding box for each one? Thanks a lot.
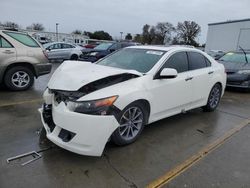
[38,90,120,156]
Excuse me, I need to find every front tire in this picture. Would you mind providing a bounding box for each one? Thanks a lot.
[203,83,222,112]
[4,66,34,91]
[111,102,148,146]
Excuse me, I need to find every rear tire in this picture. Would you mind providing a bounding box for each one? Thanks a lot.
[4,66,34,91]
[203,83,222,112]
[111,102,148,146]
[70,54,78,60]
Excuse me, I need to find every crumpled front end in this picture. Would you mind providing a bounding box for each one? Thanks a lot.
[39,89,120,156]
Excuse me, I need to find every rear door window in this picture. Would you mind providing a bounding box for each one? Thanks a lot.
[188,52,207,70]
[163,52,189,73]
[62,44,74,49]
[0,36,13,48]
[3,31,39,47]
[51,43,61,49]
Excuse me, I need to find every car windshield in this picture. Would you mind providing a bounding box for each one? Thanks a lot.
[97,48,165,73]
[43,43,52,48]
[219,52,250,63]
[94,43,113,50]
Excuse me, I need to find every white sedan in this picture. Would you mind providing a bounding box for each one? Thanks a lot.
[39,46,226,156]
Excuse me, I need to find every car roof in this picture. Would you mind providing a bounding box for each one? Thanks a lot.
[0,29,29,35]
[45,42,76,46]
[127,45,199,52]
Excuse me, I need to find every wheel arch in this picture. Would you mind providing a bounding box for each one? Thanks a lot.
[2,62,36,81]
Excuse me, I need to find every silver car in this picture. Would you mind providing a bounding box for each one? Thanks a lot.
[44,42,83,61]
[0,29,51,91]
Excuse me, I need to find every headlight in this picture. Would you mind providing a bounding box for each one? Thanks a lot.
[67,96,118,115]
[237,70,250,74]
[89,52,99,56]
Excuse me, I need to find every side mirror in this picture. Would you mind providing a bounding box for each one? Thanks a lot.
[109,49,116,53]
[158,68,178,79]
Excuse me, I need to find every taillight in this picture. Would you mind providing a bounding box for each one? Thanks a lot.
[43,50,48,59]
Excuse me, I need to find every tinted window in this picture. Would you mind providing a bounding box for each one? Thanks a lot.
[205,58,211,67]
[163,52,188,73]
[188,52,207,70]
[219,52,250,63]
[0,36,13,48]
[4,31,39,47]
[109,43,122,50]
[62,43,74,49]
[94,43,113,50]
[51,43,61,49]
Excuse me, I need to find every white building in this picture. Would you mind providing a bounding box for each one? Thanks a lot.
[205,18,250,52]
[0,25,90,45]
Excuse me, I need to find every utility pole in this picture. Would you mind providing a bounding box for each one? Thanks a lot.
[56,23,59,42]
[120,32,123,41]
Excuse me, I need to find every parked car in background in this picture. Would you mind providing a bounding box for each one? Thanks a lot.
[0,29,51,91]
[79,41,137,62]
[44,42,84,61]
[40,46,226,156]
[208,50,225,60]
[218,51,250,89]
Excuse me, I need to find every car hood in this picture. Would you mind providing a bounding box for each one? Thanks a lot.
[218,60,250,72]
[48,61,142,91]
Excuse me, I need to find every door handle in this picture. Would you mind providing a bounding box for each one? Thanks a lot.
[185,77,193,81]
[3,50,14,54]
[208,71,214,75]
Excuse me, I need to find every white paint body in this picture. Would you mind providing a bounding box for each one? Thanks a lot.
[39,46,226,156]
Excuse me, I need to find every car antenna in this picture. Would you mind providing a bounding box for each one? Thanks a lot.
[239,46,248,64]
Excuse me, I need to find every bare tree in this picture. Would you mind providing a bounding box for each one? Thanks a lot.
[176,21,201,46]
[154,22,175,44]
[72,30,82,35]
[27,23,45,31]
[3,21,19,29]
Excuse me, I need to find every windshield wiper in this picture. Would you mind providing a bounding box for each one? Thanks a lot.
[239,46,248,64]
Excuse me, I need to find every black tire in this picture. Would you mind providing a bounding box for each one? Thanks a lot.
[111,101,148,146]
[4,66,34,91]
[203,83,222,112]
[70,54,78,60]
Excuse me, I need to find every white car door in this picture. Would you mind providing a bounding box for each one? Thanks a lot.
[147,51,193,121]
[187,51,213,107]
[47,43,62,59]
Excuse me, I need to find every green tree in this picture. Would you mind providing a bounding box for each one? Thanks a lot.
[90,31,113,40]
[142,24,151,44]
[176,21,201,46]
[133,34,142,43]
[125,33,132,40]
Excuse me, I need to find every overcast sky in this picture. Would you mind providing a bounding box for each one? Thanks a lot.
[1,0,250,43]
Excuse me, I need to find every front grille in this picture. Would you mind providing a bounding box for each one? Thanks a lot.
[42,104,56,132]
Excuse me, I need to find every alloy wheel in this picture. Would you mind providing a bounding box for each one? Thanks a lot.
[11,71,30,88]
[118,107,144,141]
[209,85,221,109]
